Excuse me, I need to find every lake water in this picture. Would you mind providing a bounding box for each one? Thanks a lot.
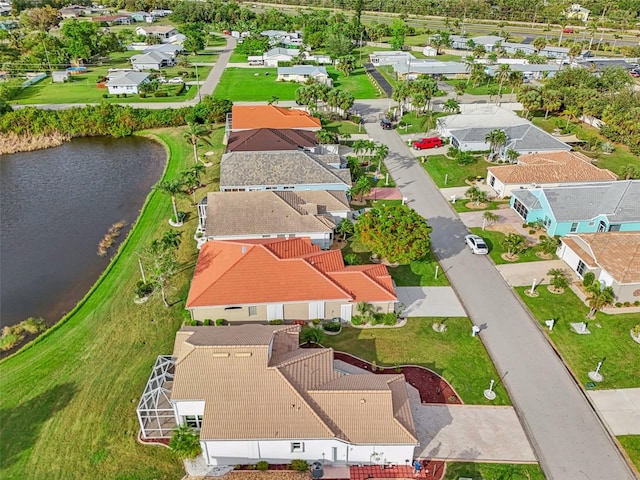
[0,136,166,328]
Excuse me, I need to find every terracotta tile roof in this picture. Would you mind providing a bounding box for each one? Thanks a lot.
[563,233,640,283]
[186,238,397,308]
[204,191,336,238]
[488,151,617,185]
[231,106,322,131]
[171,325,417,445]
[227,128,318,152]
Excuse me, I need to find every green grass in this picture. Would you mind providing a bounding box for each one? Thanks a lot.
[451,198,510,213]
[530,114,640,176]
[445,79,501,96]
[324,120,362,135]
[321,318,510,405]
[327,66,382,98]
[228,51,249,63]
[398,111,452,135]
[618,436,640,472]
[517,287,640,389]
[0,126,225,479]
[443,462,545,480]
[420,154,490,187]
[469,227,552,264]
[377,65,398,89]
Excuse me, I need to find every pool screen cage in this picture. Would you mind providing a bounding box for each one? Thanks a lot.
[136,355,177,439]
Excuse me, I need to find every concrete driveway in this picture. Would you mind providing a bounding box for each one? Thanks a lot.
[396,287,466,317]
[496,260,578,287]
[587,389,640,435]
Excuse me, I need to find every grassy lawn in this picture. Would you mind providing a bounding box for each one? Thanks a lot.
[328,66,382,98]
[445,79,501,96]
[530,114,640,176]
[228,51,249,63]
[517,287,640,389]
[451,198,510,213]
[377,65,398,89]
[443,462,545,480]
[0,126,225,479]
[325,120,362,135]
[469,227,551,264]
[618,436,640,472]
[361,160,396,188]
[321,318,510,405]
[420,154,490,187]
[341,238,449,286]
[399,111,452,135]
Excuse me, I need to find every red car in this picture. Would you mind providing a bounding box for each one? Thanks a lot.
[562,28,574,33]
[413,137,443,150]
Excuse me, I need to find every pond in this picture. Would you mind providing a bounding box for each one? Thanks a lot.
[0,136,166,328]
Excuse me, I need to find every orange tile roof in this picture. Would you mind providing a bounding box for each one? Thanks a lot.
[231,105,322,131]
[488,151,617,185]
[563,233,640,283]
[186,238,397,308]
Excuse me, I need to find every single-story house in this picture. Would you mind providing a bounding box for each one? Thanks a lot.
[93,15,132,25]
[144,43,183,55]
[487,151,617,197]
[510,180,640,236]
[229,105,322,133]
[130,11,154,22]
[197,190,349,249]
[59,5,90,18]
[499,42,537,56]
[185,237,398,322]
[137,325,418,467]
[135,25,179,42]
[449,35,504,51]
[51,70,69,83]
[577,59,632,72]
[368,51,415,66]
[130,51,175,70]
[566,3,590,22]
[106,71,150,95]
[219,150,351,193]
[485,63,561,80]
[557,233,640,303]
[393,60,467,79]
[540,46,570,60]
[262,47,301,67]
[260,29,288,43]
[277,65,332,86]
[226,128,318,153]
[437,106,570,158]
[150,8,171,17]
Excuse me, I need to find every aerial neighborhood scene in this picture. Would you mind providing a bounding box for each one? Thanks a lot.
[2,0,640,479]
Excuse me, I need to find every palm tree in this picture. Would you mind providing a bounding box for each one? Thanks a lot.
[442,98,460,114]
[482,211,499,229]
[532,36,547,53]
[300,326,326,345]
[392,81,411,117]
[505,148,519,163]
[465,186,487,206]
[183,123,211,165]
[586,283,615,319]
[502,233,526,258]
[454,82,466,97]
[497,63,511,96]
[169,424,202,460]
[485,129,508,157]
[356,302,375,322]
[316,129,338,145]
[155,179,185,225]
[538,236,559,256]
[353,176,371,202]
[337,218,354,240]
[344,253,361,265]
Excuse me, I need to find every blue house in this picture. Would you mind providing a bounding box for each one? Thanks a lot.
[510,180,640,236]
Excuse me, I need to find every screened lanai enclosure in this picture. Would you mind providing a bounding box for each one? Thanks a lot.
[136,355,177,438]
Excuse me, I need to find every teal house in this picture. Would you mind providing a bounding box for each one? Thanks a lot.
[510,180,640,237]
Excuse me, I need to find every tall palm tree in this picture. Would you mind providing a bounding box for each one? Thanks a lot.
[155,179,185,225]
[497,63,511,96]
[485,129,508,157]
[538,236,559,256]
[502,233,526,258]
[442,98,460,113]
[316,129,338,145]
[337,218,354,240]
[586,283,615,318]
[392,81,411,117]
[353,176,371,202]
[183,123,211,165]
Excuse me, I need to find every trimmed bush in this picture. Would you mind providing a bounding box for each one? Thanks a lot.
[582,271,595,287]
[269,319,284,325]
[322,321,341,332]
[290,460,309,472]
[256,461,269,471]
[350,315,363,326]
[215,318,226,326]
[204,319,213,326]
[616,302,623,308]
[381,313,398,326]
[154,91,169,97]
[135,280,154,298]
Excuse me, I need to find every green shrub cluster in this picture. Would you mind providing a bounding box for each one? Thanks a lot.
[582,272,595,287]
[290,460,309,472]
[256,461,269,471]
[1,317,48,351]
[322,321,341,332]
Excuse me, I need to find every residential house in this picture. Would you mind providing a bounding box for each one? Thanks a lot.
[368,51,416,66]
[393,60,467,80]
[185,237,398,322]
[144,43,183,55]
[436,106,571,157]
[130,11,154,22]
[93,15,132,25]
[260,29,288,44]
[540,46,570,60]
[487,151,617,198]
[130,51,175,70]
[226,128,318,153]
[137,324,418,467]
[106,70,150,95]
[150,8,172,17]
[228,105,322,134]
[577,59,632,72]
[196,190,350,249]
[219,150,351,193]
[135,25,179,43]
[277,65,332,86]
[557,233,640,303]
[449,35,504,51]
[262,48,301,67]
[59,5,90,18]
[566,4,590,23]
[485,63,560,81]
[510,180,640,236]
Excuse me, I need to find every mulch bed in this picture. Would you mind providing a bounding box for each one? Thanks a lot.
[334,352,460,404]
[138,435,170,446]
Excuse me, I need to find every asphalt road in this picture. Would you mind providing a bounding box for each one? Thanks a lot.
[357,102,636,480]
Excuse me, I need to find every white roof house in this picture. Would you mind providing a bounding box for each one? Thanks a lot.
[106,71,150,95]
[135,25,179,43]
[369,51,416,66]
[130,51,176,70]
[277,65,332,86]
[262,48,300,67]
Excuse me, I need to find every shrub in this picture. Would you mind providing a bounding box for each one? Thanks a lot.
[370,313,383,325]
[615,302,623,308]
[102,94,109,98]
[0,333,23,351]
[300,326,325,345]
[350,315,363,326]
[154,91,169,97]
[189,319,199,326]
[529,229,536,234]
[175,83,185,96]
[312,318,321,326]
[135,280,154,298]
[634,301,640,307]
[631,324,640,337]
[623,302,631,307]
[20,317,47,334]
[269,319,284,325]
[139,93,146,98]
[204,319,213,326]
[169,425,202,459]
[256,461,269,471]
[290,460,309,472]
[215,318,226,326]
[381,313,398,326]
[322,321,341,332]
[582,272,595,287]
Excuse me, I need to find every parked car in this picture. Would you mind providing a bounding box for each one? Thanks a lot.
[465,234,489,254]
[630,69,640,78]
[167,77,184,84]
[380,118,393,130]
[413,137,443,150]
[562,28,574,33]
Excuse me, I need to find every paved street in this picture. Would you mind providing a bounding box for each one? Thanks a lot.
[359,104,635,480]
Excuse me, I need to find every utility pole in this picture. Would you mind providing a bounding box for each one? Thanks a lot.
[195,63,202,102]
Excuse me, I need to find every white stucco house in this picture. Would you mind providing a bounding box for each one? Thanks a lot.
[277,65,332,85]
[137,325,418,467]
[106,71,150,94]
[130,51,176,70]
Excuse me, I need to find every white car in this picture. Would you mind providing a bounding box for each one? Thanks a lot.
[167,77,184,84]
[465,234,489,254]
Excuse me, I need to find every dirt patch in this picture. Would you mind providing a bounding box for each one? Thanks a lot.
[497,203,511,209]
[500,253,520,262]
[547,285,565,295]
[486,224,521,235]
[464,202,488,209]
[536,251,553,260]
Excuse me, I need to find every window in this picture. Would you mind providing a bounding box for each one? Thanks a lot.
[489,175,495,187]
[609,224,621,232]
[570,222,579,233]
[183,415,203,429]
[543,216,551,228]
[597,221,606,232]
[248,306,257,317]
[513,199,529,220]
[291,442,304,452]
[576,260,587,277]
[225,306,242,311]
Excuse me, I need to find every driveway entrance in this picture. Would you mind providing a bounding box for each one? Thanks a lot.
[396,287,466,317]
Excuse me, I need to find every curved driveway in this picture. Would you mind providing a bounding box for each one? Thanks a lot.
[357,103,635,480]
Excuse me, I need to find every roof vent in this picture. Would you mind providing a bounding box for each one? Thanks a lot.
[241,246,247,254]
